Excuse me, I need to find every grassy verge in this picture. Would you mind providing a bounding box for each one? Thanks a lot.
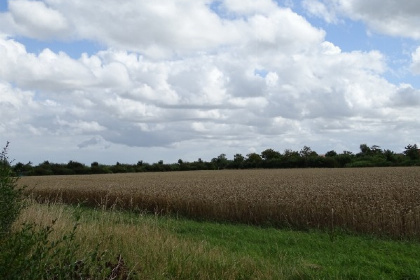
[17,201,420,280]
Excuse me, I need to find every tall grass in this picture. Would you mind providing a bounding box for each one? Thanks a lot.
[21,167,420,239]
[16,200,420,279]
[0,143,132,279]
[17,201,274,279]
[0,142,23,238]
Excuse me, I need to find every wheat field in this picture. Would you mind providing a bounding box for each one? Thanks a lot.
[19,167,420,239]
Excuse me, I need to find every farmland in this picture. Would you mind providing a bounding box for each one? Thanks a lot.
[20,167,420,239]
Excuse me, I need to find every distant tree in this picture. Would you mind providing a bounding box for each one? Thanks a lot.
[111,162,128,173]
[261,149,281,160]
[13,161,33,176]
[335,151,354,167]
[246,153,262,162]
[353,144,388,167]
[67,160,84,169]
[177,159,183,165]
[67,161,87,174]
[404,144,420,160]
[359,144,371,156]
[218,154,227,161]
[371,145,382,154]
[32,161,53,176]
[383,149,397,163]
[245,153,262,168]
[191,158,205,170]
[233,154,245,163]
[283,149,299,158]
[211,154,229,169]
[91,162,99,167]
[13,162,24,172]
[282,149,304,168]
[325,150,337,157]
[299,146,317,158]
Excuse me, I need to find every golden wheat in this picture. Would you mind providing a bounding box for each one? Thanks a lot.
[19,167,420,238]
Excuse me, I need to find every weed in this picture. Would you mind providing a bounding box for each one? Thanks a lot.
[0,142,133,279]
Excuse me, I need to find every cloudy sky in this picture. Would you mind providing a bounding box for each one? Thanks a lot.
[1,0,419,165]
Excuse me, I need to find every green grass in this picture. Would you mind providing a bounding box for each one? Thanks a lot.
[154,216,420,279]
[17,203,420,279]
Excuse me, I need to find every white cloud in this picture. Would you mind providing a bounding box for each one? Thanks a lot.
[305,0,420,39]
[45,0,241,59]
[343,1,420,39]
[302,0,338,23]
[0,82,37,130]
[7,0,70,39]
[1,0,325,59]
[0,0,419,164]
[222,0,279,16]
[391,84,420,107]
[411,47,420,75]
[0,39,94,91]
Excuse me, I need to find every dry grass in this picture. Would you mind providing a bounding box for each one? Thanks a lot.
[16,202,273,279]
[19,167,420,239]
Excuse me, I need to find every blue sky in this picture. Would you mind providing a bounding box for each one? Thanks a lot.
[13,37,101,58]
[0,0,419,165]
[0,2,7,11]
[316,20,419,88]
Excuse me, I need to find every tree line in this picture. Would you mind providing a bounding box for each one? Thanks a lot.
[11,144,420,176]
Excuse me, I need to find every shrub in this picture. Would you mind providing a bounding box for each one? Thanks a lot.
[0,142,23,238]
[0,219,112,279]
[0,142,132,279]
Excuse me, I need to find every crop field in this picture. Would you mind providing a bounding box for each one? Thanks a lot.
[19,167,420,239]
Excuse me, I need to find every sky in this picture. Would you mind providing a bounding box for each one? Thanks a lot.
[1,0,420,165]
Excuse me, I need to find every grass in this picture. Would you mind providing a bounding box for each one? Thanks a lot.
[16,200,420,279]
[163,219,420,279]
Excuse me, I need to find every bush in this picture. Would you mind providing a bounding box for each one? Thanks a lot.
[0,219,112,279]
[0,142,132,279]
[0,142,23,238]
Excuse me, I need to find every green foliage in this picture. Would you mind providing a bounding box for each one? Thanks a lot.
[325,150,338,157]
[359,144,372,156]
[261,148,281,160]
[404,144,420,161]
[244,152,263,168]
[0,142,24,238]
[9,143,420,175]
[12,161,33,176]
[211,153,229,169]
[0,220,113,280]
[0,143,132,279]
[300,145,318,158]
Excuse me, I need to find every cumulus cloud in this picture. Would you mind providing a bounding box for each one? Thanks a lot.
[0,0,419,164]
[7,0,70,39]
[0,82,37,133]
[221,0,279,16]
[391,84,420,107]
[337,0,420,38]
[0,0,325,59]
[411,47,420,75]
[302,0,338,23]
[303,0,420,39]
[77,136,110,149]
[0,32,405,149]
